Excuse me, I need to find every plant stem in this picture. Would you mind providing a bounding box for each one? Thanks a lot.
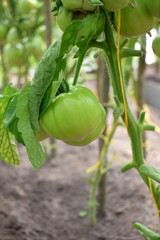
[89,119,119,225]
[43,0,53,49]
[73,47,88,86]
[96,56,110,218]
[137,35,147,159]
[103,11,160,212]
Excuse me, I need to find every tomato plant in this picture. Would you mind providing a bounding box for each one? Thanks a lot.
[26,35,45,61]
[17,0,37,14]
[56,7,73,32]
[36,122,49,141]
[113,0,157,37]
[6,27,21,44]
[1,0,160,236]
[61,0,96,11]
[64,103,106,146]
[0,24,8,43]
[146,0,160,19]
[40,85,106,145]
[36,25,46,40]
[152,34,160,57]
[19,17,35,32]
[4,43,25,66]
[102,0,129,11]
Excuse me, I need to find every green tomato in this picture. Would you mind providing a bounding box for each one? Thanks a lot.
[146,0,160,19]
[40,85,106,146]
[56,7,89,33]
[19,17,35,32]
[0,24,8,43]
[4,43,25,66]
[36,25,46,40]
[6,27,21,44]
[102,0,129,11]
[36,122,49,141]
[26,35,45,60]
[56,7,73,32]
[152,35,160,57]
[17,0,37,14]
[36,2,44,16]
[113,0,157,38]
[61,0,96,11]
[64,103,106,146]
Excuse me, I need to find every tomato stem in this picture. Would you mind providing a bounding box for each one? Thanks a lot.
[73,46,89,86]
[102,11,160,213]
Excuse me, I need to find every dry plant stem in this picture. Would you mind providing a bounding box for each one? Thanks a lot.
[43,0,53,49]
[97,57,110,218]
[136,35,147,158]
[89,119,119,225]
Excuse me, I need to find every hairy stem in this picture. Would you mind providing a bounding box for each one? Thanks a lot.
[103,11,160,212]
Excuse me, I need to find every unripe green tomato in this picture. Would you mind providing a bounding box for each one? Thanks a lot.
[56,7,73,32]
[36,25,46,40]
[17,0,37,14]
[64,103,106,146]
[40,85,106,146]
[61,0,96,11]
[0,24,8,43]
[6,27,21,44]
[102,0,129,11]
[113,0,157,38]
[146,0,160,19]
[26,35,45,60]
[19,17,35,32]
[36,122,49,141]
[152,35,160,57]
[37,2,44,16]
[56,7,89,34]
[4,43,25,66]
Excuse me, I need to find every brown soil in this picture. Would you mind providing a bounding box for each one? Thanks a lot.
[0,78,160,240]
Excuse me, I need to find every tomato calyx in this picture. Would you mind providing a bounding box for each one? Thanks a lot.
[72,11,87,20]
[56,79,70,96]
[51,0,62,15]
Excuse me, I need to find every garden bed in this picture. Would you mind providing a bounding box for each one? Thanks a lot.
[0,96,160,240]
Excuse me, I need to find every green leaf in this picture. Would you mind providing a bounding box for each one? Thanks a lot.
[5,95,24,145]
[79,211,88,218]
[73,11,105,58]
[133,222,160,240]
[40,70,64,116]
[89,0,103,6]
[139,164,160,184]
[0,85,20,165]
[29,38,64,131]
[3,83,20,96]
[17,82,45,170]
[88,201,99,207]
[113,106,124,119]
